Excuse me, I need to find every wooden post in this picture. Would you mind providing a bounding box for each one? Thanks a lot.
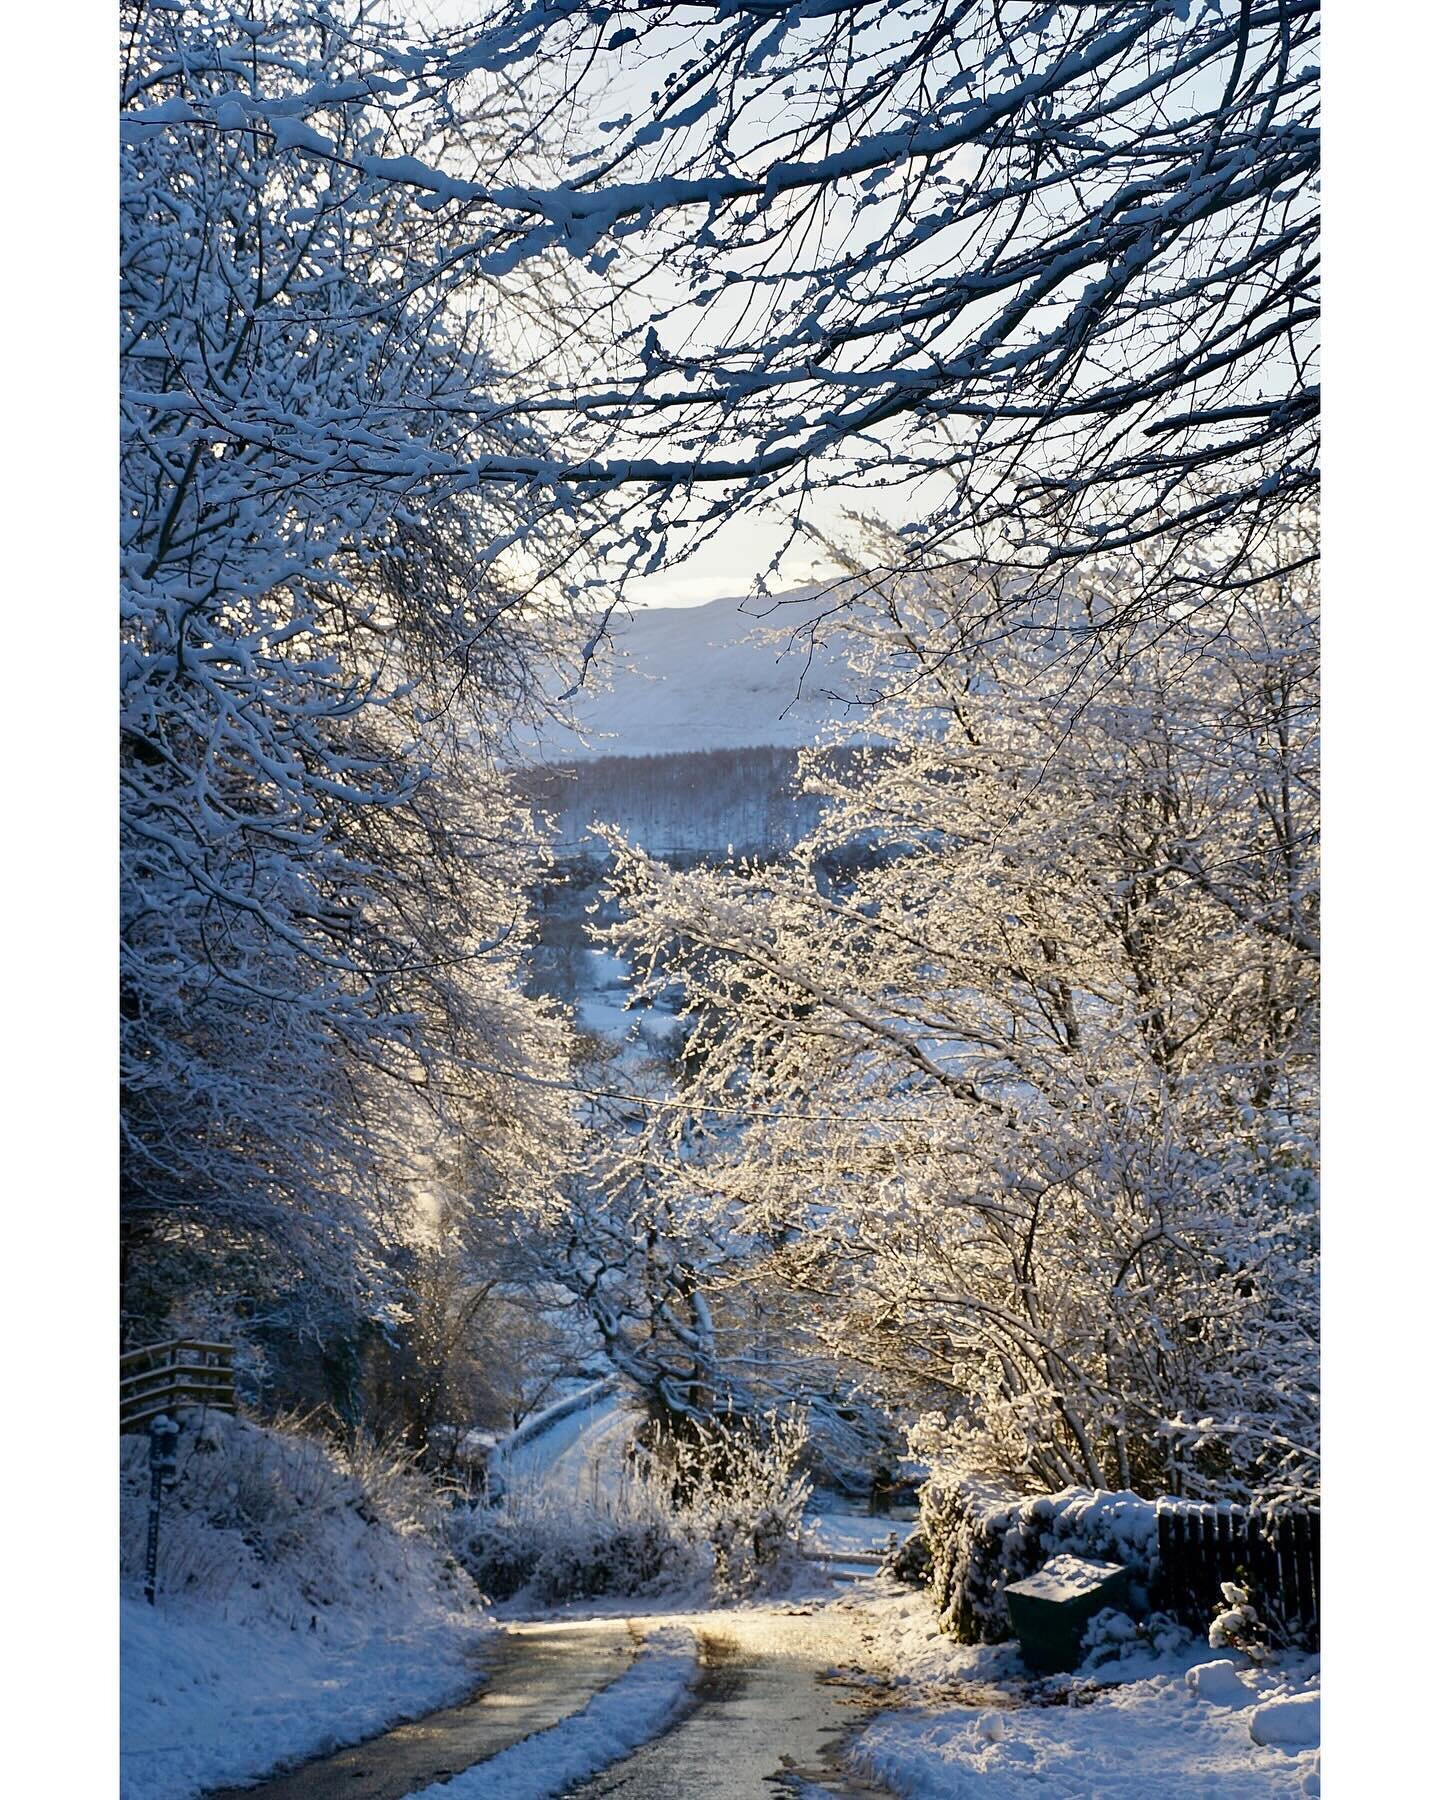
[1276,1512,1301,1639]
[1185,1506,1205,1630]
[143,1416,179,1604]
[1156,1506,1174,1616]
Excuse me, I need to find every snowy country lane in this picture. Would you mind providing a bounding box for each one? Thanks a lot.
[192,1416,909,1800]
[196,1405,901,1799]
[203,1603,898,1800]
[567,1607,897,1799]
[206,1620,640,1800]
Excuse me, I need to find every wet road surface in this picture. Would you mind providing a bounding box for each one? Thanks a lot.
[564,1611,895,1799]
[206,1619,638,1800]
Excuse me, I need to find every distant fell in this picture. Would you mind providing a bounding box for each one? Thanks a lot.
[530,591,871,762]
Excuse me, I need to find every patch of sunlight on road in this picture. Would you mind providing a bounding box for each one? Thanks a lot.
[566,1607,898,1799]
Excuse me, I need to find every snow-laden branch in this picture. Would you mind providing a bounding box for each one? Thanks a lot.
[593,527,1317,1501]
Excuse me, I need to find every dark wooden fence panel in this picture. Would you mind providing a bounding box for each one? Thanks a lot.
[1157,1502,1319,1650]
[120,1339,236,1432]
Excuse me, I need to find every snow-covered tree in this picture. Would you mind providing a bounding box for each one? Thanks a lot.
[417,0,1318,613]
[120,0,582,1338]
[531,962,894,1478]
[599,523,1318,1502]
[123,5,1318,631]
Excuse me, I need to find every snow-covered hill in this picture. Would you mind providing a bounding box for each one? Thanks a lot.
[511,593,880,863]
[532,591,870,762]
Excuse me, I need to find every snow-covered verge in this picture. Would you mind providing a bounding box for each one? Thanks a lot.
[847,1587,1319,1798]
[411,1626,698,1799]
[121,1411,489,1800]
[121,1599,486,1800]
[854,1668,1320,1799]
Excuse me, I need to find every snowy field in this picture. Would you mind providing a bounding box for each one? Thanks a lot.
[808,1495,917,1557]
[490,1380,634,1507]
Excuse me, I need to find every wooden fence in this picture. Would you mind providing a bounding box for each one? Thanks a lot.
[120,1339,236,1433]
[1156,1502,1319,1649]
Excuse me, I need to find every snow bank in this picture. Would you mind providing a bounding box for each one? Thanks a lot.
[1250,1692,1321,1750]
[1186,1657,1251,1705]
[120,1411,489,1800]
[848,1585,1319,1796]
[120,1412,477,1635]
[414,1627,698,1798]
[855,1661,1321,1798]
[121,1598,485,1800]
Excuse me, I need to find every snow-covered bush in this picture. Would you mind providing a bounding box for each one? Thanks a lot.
[921,1478,1159,1644]
[1076,1606,1196,1673]
[661,1409,813,1602]
[1078,1607,1142,1665]
[451,1409,811,1605]
[454,1499,682,1606]
[885,1529,934,1589]
[449,1507,538,1603]
[1210,1581,1270,1664]
[120,1410,474,1635]
[535,1518,683,1606]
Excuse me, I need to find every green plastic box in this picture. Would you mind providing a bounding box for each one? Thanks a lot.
[1004,1553,1132,1674]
